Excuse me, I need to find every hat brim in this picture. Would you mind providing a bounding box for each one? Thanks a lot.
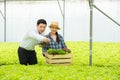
[49,26,60,30]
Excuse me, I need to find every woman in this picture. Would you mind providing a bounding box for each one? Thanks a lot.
[42,21,71,57]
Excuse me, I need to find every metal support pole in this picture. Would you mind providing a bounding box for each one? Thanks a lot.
[63,0,65,38]
[4,0,6,42]
[88,0,93,66]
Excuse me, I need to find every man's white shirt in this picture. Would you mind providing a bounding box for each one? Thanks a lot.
[20,28,45,50]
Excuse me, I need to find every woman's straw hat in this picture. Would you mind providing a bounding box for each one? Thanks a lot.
[49,21,60,30]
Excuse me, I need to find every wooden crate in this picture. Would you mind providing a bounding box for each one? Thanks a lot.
[45,53,72,65]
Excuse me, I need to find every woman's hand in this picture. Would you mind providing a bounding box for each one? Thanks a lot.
[63,48,71,53]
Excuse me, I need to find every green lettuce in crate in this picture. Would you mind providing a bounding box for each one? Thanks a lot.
[47,49,69,55]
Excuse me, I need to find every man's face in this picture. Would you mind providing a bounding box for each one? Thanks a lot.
[37,23,46,33]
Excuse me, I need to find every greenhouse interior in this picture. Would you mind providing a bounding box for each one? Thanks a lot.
[0,0,120,80]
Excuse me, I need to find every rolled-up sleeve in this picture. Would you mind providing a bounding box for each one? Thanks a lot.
[42,44,48,54]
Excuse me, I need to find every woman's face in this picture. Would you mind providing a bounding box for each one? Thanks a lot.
[50,26,58,34]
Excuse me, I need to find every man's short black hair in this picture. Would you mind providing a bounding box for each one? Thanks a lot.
[37,19,47,25]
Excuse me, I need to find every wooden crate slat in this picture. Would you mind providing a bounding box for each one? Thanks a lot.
[46,58,72,64]
[51,63,72,65]
[46,53,72,59]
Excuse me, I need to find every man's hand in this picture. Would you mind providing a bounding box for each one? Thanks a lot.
[43,37,50,43]
[39,42,46,47]
[43,53,48,58]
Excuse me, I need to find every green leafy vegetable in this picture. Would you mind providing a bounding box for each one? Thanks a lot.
[47,49,69,55]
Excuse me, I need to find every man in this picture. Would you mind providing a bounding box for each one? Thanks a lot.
[18,19,50,65]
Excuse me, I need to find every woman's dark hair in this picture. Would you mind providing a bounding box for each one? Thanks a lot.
[37,19,47,25]
[56,32,60,43]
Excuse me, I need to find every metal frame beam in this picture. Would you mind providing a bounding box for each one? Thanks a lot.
[0,0,63,1]
[0,0,6,42]
[0,10,5,19]
[57,0,65,38]
[93,4,120,26]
